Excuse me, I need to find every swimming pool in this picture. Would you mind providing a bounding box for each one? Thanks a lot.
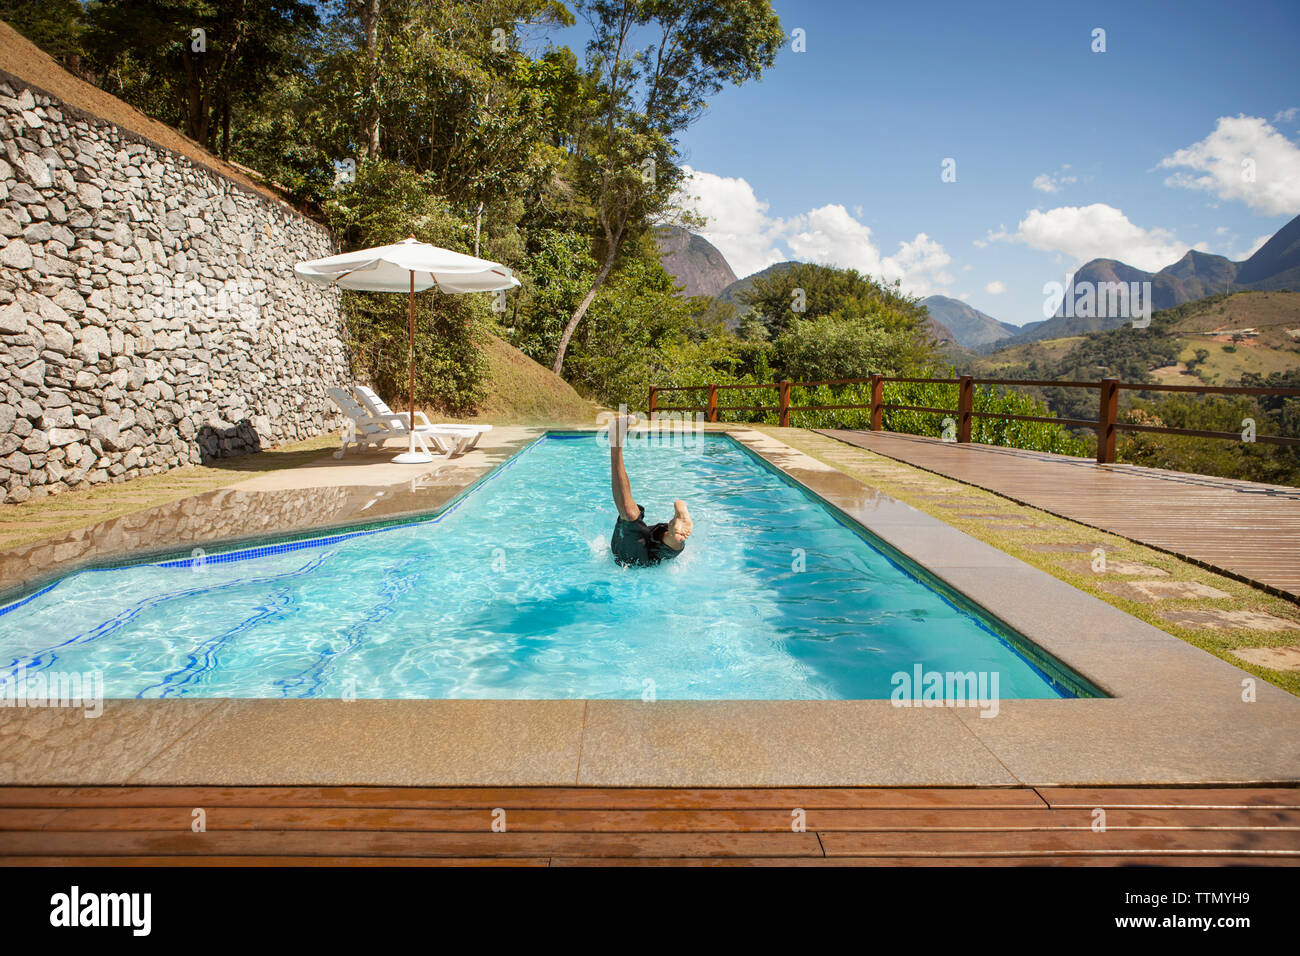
[0,432,1092,700]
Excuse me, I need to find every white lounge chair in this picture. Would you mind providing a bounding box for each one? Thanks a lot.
[350,385,492,457]
[327,386,393,458]
[326,386,480,460]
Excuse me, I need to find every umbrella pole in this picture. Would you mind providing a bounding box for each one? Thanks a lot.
[393,271,432,463]
[408,272,416,457]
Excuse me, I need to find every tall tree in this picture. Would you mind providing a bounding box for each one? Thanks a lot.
[0,0,89,74]
[551,0,783,375]
[357,0,381,159]
[85,0,318,158]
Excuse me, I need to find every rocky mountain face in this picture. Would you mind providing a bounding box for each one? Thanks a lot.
[653,225,737,298]
[1234,214,1300,291]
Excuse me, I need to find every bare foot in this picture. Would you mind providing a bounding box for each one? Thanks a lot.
[664,499,692,549]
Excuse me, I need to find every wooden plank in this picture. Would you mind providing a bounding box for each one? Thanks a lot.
[9,806,1300,833]
[1,855,1292,867]
[0,830,825,859]
[0,856,551,867]
[552,855,1298,867]
[0,786,1048,811]
[1038,788,1300,809]
[819,829,1300,857]
[3,787,1295,864]
[0,808,63,830]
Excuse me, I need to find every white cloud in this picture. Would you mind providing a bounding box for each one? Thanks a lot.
[1275,106,1298,124]
[1159,115,1300,216]
[785,204,883,273]
[676,166,955,295]
[985,280,1006,294]
[986,203,1207,272]
[672,168,787,278]
[879,232,954,293]
[1031,167,1077,193]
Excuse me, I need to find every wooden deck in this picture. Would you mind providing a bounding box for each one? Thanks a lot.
[819,430,1300,601]
[1,786,1297,865]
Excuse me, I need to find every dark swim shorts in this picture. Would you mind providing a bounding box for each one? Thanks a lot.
[610,504,684,567]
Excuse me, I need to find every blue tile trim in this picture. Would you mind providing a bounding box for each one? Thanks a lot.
[0,580,59,619]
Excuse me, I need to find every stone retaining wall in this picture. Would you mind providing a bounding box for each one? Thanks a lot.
[0,74,347,504]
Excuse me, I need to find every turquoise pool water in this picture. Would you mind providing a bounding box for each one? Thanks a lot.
[0,433,1079,700]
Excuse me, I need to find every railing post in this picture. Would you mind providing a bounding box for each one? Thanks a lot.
[706,383,718,423]
[778,380,791,428]
[957,375,973,443]
[870,374,884,431]
[1097,378,1119,464]
[648,386,657,420]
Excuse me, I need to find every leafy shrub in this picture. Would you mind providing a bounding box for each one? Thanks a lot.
[1121,392,1300,485]
[775,316,923,381]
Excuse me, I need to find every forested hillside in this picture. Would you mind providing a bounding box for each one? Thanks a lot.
[966,292,1300,484]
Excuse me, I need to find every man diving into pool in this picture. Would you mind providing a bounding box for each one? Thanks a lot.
[608,415,692,567]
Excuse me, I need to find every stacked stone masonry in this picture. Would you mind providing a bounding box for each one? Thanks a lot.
[0,76,346,504]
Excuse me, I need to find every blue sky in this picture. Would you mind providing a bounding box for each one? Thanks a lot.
[563,0,1300,326]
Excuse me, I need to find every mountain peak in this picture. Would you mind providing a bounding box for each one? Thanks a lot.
[653,225,737,298]
[1011,213,1300,343]
[921,295,1020,351]
[1234,214,1300,289]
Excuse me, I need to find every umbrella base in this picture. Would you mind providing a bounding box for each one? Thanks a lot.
[392,451,435,464]
[393,430,434,464]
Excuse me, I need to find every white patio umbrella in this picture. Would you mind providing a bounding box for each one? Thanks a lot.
[295,236,520,463]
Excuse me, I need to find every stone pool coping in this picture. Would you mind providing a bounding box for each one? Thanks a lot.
[2,426,1298,787]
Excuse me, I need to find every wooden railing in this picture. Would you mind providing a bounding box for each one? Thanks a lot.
[648,375,1300,464]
